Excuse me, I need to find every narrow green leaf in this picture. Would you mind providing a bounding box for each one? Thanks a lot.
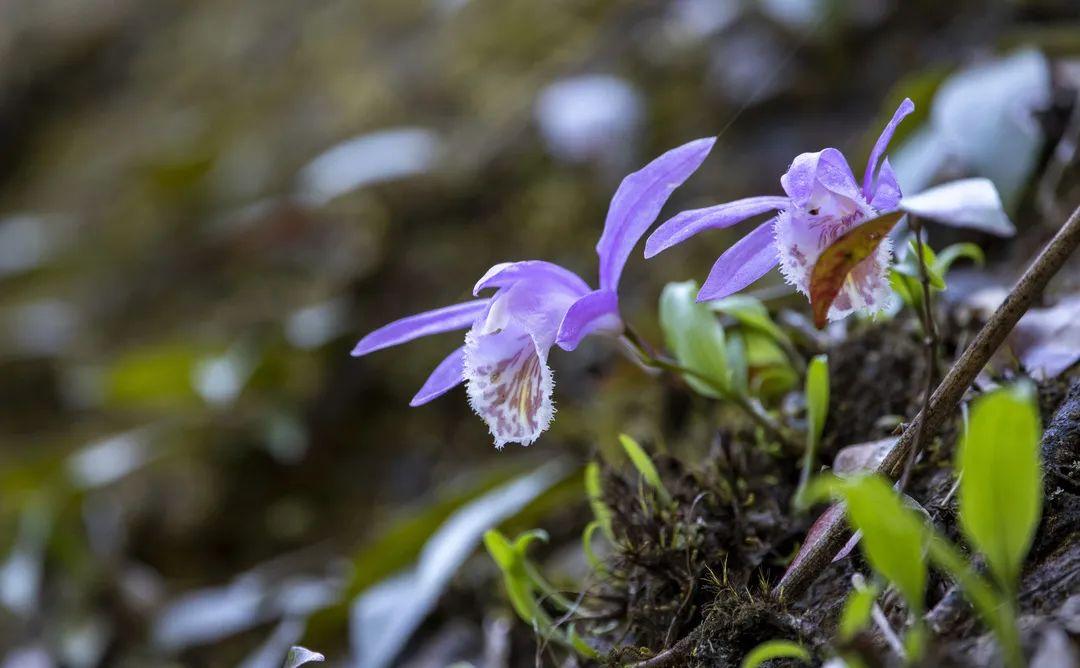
[805,355,829,451]
[584,463,614,541]
[957,383,1043,592]
[483,529,517,571]
[582,520,607,573]
[740,639,810,668]
[619,434,672,506]
[796,355,830,503]
[659,280,729,398]
[805,474,928,613]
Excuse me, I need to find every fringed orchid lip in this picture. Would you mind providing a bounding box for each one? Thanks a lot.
[351,137,716,447]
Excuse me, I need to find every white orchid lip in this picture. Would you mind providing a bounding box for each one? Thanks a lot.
[464,323,555,449]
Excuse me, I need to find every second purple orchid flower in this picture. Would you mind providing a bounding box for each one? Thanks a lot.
[646,98,918,321]
[352,138,716,448]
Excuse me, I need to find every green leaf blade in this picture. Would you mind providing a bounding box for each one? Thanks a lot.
[659,280,730,397]
[740,639,810,668]
[957,383,1043,591]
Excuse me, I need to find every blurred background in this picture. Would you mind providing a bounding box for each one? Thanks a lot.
[0,1,1077,666]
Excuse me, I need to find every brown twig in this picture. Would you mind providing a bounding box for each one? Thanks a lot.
[773,202,1080,602]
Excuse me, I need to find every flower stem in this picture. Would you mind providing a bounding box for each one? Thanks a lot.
[898,216,938,493]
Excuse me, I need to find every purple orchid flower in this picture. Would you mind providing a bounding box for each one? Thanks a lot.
[645,98,916,321]
[351,138,715,447]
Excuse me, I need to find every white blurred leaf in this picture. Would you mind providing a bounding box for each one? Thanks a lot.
[296,128,441,206]
[1011,295,1080,380]
[350,460,572,668]
[901,178,1014,236]
[931,49,1051,210]
[285,646,325,668]
[534,75,643,168]
[0,505,52,616]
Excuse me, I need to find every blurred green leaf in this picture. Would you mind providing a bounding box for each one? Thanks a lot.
[957,383,1043,592]
[726,330,749,397]
[797,355,830,504]
[618,434,672,506]
[839,580,879,642]
[582,520,606,573]
[893,239,945,289]
[584,462,614,541]
[805,355,829,453]
[740,639,809,668]
[709,295,793,350]
[935,242,984,274]
[659,280,729,398]
[105,343,205,409]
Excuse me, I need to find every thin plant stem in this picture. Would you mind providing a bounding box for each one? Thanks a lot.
[899,217,938,492]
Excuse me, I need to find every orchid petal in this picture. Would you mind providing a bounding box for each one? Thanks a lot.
[465,322,554,448]
[644,196,789,258]
[410,346,465,406]
[597,137,716,291]
[352,299,488,356]
[555,289,622,351]
[781,148,862,206]
[869,157,902,211]
[900,178,1015,236]
[696,220,779,302]
[473,260,590,297]
[862,98,915,200]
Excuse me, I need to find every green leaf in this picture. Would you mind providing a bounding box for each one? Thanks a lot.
[838,581,879,642]
[740,639,810,668]
[726,330,749,397]
[935,242,984,275]
[582,520,606,573]
[796,355,830,503]
[889,268,921,310]
[483,529,598,658]
[957,383,1043,592]
[805,355,829,452]
[618,434,672,506]
[483,529,518,571]
[584,462,614,540]
[805,474,928,613]
[894,239,946,290]
[708,295,794,350]
[659,280,729,397]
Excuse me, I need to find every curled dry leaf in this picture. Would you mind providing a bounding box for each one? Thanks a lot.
[809,211,905,328]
